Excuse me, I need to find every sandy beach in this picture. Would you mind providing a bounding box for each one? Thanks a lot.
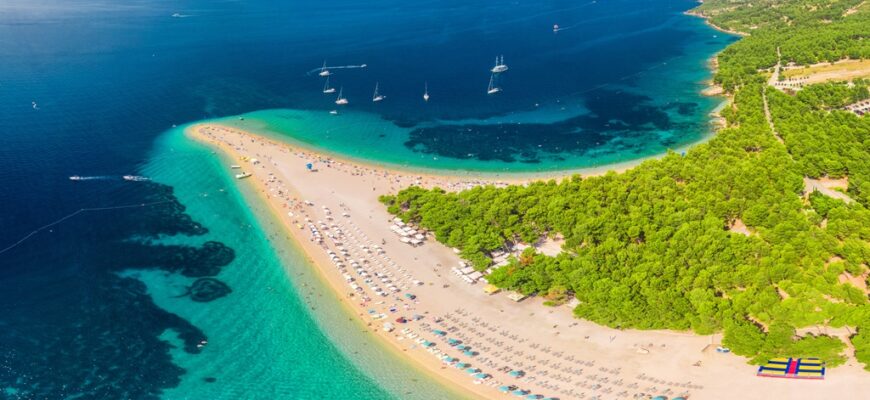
[189,123,870,400]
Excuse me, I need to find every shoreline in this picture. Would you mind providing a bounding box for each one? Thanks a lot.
[218,114,724,185]
[187,123,870,400]
[187,125,494,399]
[220,117,653,182]
[684,9,748,38]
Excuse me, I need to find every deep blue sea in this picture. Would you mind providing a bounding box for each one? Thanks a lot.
[0,0,734,398]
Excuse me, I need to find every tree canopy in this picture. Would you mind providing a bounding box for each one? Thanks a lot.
[381,0,870,370]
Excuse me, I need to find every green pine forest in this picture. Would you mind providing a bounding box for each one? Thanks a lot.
[380,0,870,369]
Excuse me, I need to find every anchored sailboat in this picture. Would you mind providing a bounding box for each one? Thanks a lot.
[322,76,336,94]
[491,55,508,73]
[487,74,501,95]
[318,60,330,77]
[335,87,348,105]
[372,82,385,102]
[423,82,430,102]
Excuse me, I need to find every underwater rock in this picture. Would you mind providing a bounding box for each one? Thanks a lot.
[188,278,232,302]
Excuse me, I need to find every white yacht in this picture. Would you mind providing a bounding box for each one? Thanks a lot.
[491,55,508,73]
[318,61,330,77]
[322,76,336,94]
[335,87,348,105]
[423,82,430,102]
[372,82,385,102]
[487,74,501,95]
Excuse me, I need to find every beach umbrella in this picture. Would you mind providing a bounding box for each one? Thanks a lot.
[422,340,434,347]
[455,363,470,369]
[651,397,668,400]
[432,329,446,336]
[456,345,468,350]
[448,338,460,345]
[464,350,477,356]
[474,372,489,379]
[466,368,480,374]
[512,389,528,396]
[672,397,687,400]
[525,395,541,400]
[509,370,525,377]
[499,385,512,393]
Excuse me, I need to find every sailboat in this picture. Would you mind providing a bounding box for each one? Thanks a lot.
[318,60,330,77]
[335,87,348,105]
[491,55,508,73]
[423,82,430,102]
[372,82,385,102]
[487,74,501,95]
[322,76,336,94]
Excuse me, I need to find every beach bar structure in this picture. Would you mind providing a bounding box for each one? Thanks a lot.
[507,292,527,302]
[483,284,501,295]
[756,357,826,379]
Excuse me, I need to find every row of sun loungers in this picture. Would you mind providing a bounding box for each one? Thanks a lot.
[390,218,427,246]
[451,262,486,285]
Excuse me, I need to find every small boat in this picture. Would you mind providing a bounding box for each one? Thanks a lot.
[69,175,83,181]
[335,87,348,105]
[553,24,560,32]
[318,61,330,77]
[322,76,336,94]
[423,82,430,102]
[230,165,241,169]
[235,172,252,179]
[372,82,385,102]
[487,74,501,95]
[491,55,508,73]
[329,110,339,115]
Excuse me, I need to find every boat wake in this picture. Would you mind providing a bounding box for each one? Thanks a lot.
[68,175,151,182]
[69,175,113,181]
[307,64,367,76]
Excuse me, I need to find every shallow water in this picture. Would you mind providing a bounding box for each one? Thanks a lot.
[136,128,463,399]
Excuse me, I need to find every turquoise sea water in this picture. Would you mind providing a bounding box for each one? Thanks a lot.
[133,128,462,399]
[0,0,733,398]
